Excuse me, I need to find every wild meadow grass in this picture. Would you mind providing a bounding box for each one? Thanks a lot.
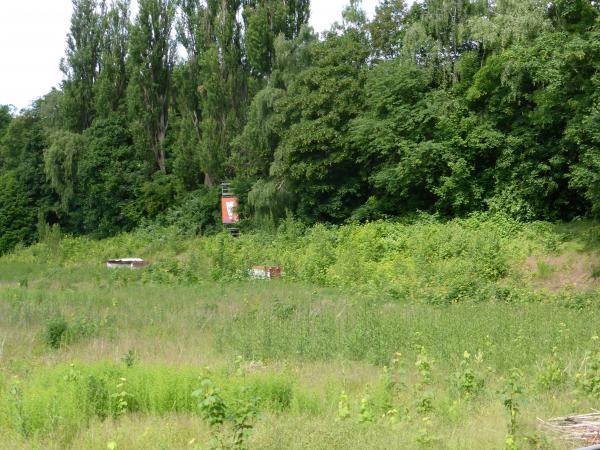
[2,216,600,448]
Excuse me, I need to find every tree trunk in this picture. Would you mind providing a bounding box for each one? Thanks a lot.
[204,172,213,187]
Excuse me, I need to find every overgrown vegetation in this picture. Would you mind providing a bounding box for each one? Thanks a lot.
[2,0,600,447]
[5,213,597,304]
[2,0,600,253]
[1,218,600,448]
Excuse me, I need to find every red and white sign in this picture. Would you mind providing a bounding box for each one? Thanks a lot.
[221,197,239,224]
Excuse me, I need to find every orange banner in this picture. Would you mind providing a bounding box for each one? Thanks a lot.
[221,197,239,224]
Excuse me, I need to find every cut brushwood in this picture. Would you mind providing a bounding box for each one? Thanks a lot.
[539,411,600,447]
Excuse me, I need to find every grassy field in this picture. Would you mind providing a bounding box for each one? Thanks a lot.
[2,216,600,449]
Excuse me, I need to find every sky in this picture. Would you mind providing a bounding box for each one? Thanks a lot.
[0,0,384,111]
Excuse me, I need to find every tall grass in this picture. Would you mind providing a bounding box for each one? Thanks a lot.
[2,216,600,448]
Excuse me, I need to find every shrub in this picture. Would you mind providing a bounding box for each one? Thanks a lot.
[0,171,36,255]
[43,315,103,349]
[86,375,110,420]
[44,316,69,349]
[160,187,220,236]
[576,337,600,397]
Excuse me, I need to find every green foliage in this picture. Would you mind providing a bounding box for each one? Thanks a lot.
[575,336,600,397]
[368,0,408,59]
[194,377,260,450]
[43,314,104,349]
[455,351,484,399]
[95,0,130,118]
[0,171,36,254]
[86,374,110,421]
[127,0,176,174]
[195,378,227,427]
[77,115,141,236]
[0,110,53,246]
[9,381,29,437]
[60,0,103,131]
[6,229,600,448]
[37,218,63,252]
[121,350,138,368]
[243,0,310,76]
[358,390,375,423]
[337,391,350,421]
[44,130,86,208]
[139,172,180,218]
[160,187,220,236]
[0,104,12,139]
[110,378,132,418]
[501,368,525,449]
[270,26,370,222]
[414,346,434,414]
[537,347,567,390]
[0,362,290,442]
[44,316,70,349]
[3,0,600,249]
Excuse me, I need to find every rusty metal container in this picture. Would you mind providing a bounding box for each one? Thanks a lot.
[250,266,282,279]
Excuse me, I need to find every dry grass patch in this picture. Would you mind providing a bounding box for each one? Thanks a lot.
[525,251,600,292]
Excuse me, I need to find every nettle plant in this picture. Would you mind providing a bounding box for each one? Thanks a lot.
[359,388,375,424]
[414,346,434,414]
[337,391,351,421]
[455,350,484,399]
[121,349,138,368]
[576,336,600,397]
[380,352,407,423]
[10,378,28,438]
[501,368,525,450]
[382,352,406,396]
[193,377,260,450]
[537,346,567,390]
[111,378,132,419]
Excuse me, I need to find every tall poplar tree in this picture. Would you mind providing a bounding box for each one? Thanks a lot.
[61,0,104,131]
[195,0,247,186]
[95,0,131,117]
[243,0,310,76]
[128,0,176,174]
[173,0,208,188]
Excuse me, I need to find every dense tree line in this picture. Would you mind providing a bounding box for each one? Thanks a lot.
[1,0,599,253]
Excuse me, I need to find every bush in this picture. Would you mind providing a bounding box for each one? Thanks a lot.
[160,187,220,236]
[44,316,69,349]
[0,171,36,255]
[43,315,103,349]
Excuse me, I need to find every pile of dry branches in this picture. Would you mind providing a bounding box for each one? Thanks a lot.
[540,411,600,447]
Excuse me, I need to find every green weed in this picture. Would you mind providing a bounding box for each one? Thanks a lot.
[501,368,525,449]
[44,316,69,349]
[193,377,260,450]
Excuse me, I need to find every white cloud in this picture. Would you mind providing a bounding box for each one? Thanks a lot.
[0,0,398,111]
[0,0,72,111]
[311,0,381,32]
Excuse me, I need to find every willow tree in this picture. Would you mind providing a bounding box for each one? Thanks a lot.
[232,28,315,180]
[128,0,176,174]
[44,130,86,209]
[269,14,371,223]
[230,0,311,180]
[401,0,492,86]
